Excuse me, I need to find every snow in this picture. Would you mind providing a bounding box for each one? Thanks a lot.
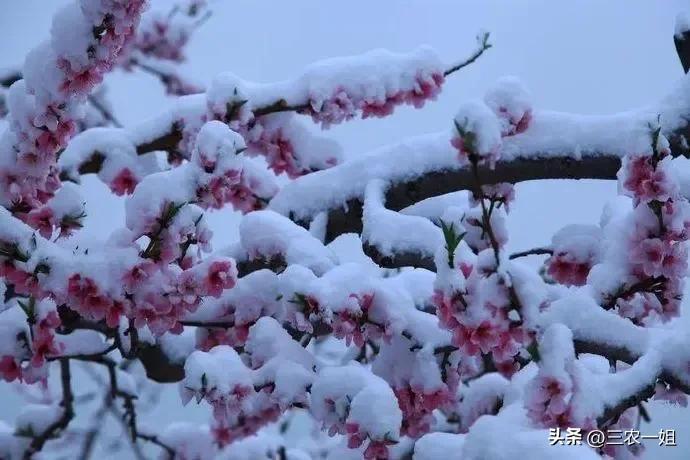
[452,99,502,160]
[158,328,197,364]
[159,422,217,460]
[401,191,469,220]
[182,345,253,401]
[538,293,650,356]
[129,93,206,147]
[15,403,62,436]
[59,127,148,181]
[483,76,532,136]
[457,404,600,460]
[414,432,465,460]
[0,305,28,357]
[550,224,601,261]
[310,363,402,440]
[204,46,444,124]
[57,330,109,356]
[326,234,380,274]
[269,131,456,221]
[270,72,690,222]
[238,210,336,275]
[362,179,443,257]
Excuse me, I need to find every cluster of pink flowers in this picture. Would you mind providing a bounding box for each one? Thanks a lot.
[0,300,63,385]
[621,155,677,205]
[0,260,41,298]
[433,191,531,380]
[208,86,341,179]
[546,225,602,286]
[330,293,393,348]
[285,293,320,334]
[224,172,268,214]
[66,273,125,328]
[317,397,393,460]
[438,94,536,382]
[394,386,453,437]
[344,422,394,460]
[29,307,63,369]
[1,0,146,225]
[210,405,282,448]
[132,12,191,63]
[482,76,533,137]
[184,380,279,447]
[611,137,688,323]
[60,257,237,336]
[119,0,206,96]
[185,352,310,448]
[523,326,591,431]
[450,79,533,167]
[245,124,305,179]
[303,71,444,128]
[135,201,213,265]
[547,254,592,286]
[435,287,530,379]
[196,326,249,351]
[185,121,278,213]
[524,373,580,428]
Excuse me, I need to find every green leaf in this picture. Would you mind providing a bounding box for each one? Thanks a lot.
[440,221,466,268]
[526,341,540,363]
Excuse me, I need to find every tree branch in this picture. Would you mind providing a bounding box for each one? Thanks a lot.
[324,154,623,243]
[444,31,492,76]
[675,24,690,73]
[509,247,553,260]
[22,359,75,459]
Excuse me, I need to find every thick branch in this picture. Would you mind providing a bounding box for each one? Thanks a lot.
[597,382,656,428]
[66,42,491,163]
[675,25,690,73]
[325,155,622,242]
[0,71,21,88]
[574,339,690,396]
[363,243,435,271]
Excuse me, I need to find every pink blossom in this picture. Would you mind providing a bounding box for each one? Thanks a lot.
[110,168,138,195]
[25,207,55,239]
[31,327,63,367]
[203,260,237,297]
[364,440,392,460]
[525,375,572,427]
[1,263,40,297]
[630,238,665,277]
[661,242,688,278]
[469,320,502,354]
[546,255,591,286]
[122,261,156,291]
[622,155,676,203]
[654,383,688,407]
[0,356,22,382]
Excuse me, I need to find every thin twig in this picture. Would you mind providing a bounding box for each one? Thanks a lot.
[509,247,553,260]
[23,359,75,459]
[87,94,122,128]
[179,320,235,328]
[444,31,492,76]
